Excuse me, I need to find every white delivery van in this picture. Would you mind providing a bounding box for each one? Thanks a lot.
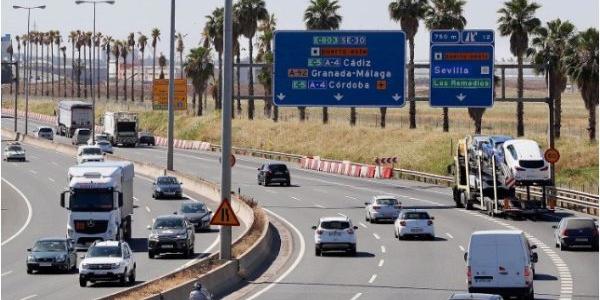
[465,230,538,300]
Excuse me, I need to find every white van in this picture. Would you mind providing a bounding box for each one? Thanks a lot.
[502,139,551,186]
[72,128,91,145]
[465,230,537,300]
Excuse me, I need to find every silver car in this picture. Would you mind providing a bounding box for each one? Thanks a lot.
[365,195,402,223]
[34,126,54,140]
[4,143,26,161]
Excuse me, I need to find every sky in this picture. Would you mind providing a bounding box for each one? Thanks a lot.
[2,0,598,62]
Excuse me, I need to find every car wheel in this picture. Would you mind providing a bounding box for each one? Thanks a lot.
[315,248,321,256]
[286,181,291,186]
[128,267,136,285]
[428,234,435,241]
[26,267,32,274]
[188,244,195,258]
[394,229,398,238]
[348,246,357,256]
[120,269,127,285]
[365,214,369,222]
[148,251,155,259]
[79,277,87,287]
[560,242,567,251]
[257,179,262,185]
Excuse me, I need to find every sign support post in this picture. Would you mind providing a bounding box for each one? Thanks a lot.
[166,0,175,171]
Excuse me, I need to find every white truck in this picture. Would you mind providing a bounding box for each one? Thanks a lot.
[103,112,138,147]
[61,161,134,249]
[56,100,93,138]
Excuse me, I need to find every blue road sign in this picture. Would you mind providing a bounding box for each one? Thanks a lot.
[429,29,494,108]
[273,31,406,107]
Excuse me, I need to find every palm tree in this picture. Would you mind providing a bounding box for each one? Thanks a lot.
[304,0,342,124]
[75,33,84,97]
[425,0,467,132]
[20,35,27,94]
[7,40,13,94]
[127,33,135,102]
[61,46,67,97]
[15,35,21,94]
[528,19,575,139]
[151,28,161,81]
[563,28,598,141]
[45,32,52,96]
[69,31,79,97]
[47,31,55,97]
[120,40,129,101]
[94,32,102,98]
[235,0,269,120]
[184,47,215,116]
[36,32,42,96]
[102,36,113,99]
[204,7,224,110]
[158,52,167,79]
[257,13,276,118]
[233,8,242,117]
[389,0,427,129]
[111,40,121,100]
[497,0,541,137]
[137,33,148,101]
[53,31,61,97]
[175,32,186,79]
[468,75,500,133]
[84,32,93,98]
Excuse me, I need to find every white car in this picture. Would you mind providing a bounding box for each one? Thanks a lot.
[312,216,358,256]
[33,126,54,140]
[502,139,551,186]
[95,140,113,154]
[365,195,401,223]
[79,240,136,287]
[465,230,537,300]
[77,145,105,164]
[394,209,435,240]
[87,134,109,145]
[3,142,26,161]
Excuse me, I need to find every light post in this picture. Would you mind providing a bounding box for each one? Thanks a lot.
[12,4,46,135]
[75,0,114,143]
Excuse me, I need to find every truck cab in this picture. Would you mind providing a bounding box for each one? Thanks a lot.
[61,161,134,249]
[104,112,139,147]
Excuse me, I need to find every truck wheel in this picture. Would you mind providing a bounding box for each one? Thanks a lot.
[148,251,155,259]
[453,188,463,208]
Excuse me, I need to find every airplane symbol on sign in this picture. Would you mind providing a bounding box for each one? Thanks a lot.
[464,32,478,43]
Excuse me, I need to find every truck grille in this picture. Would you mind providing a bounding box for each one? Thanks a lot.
[88,264,113,270]
[74,220,108,234]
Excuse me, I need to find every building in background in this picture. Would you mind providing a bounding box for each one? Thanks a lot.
[1,34,11,62]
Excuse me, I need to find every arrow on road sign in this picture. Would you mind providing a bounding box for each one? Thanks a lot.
[456,93,467,101]
[334,93,344,101]
[392,93,402,101]
[277,93,286,100]
[210,200,240,226]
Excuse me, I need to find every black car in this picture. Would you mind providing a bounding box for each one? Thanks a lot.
[152,176,183,199]
[147,215,195,258]
[554,217,599,251]
[180,202,212,232]
[257,163,291,186]
[26,238,77,273]
[138,132,155,146]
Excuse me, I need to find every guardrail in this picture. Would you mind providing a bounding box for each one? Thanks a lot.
[5,108,597,216]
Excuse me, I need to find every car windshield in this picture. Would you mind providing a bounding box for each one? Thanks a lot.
[376,198,398,206]
[82,148,102,155]
[566,219,596,230]
[97,141,110,146]
[321,221,350,230]
[181,203,207,213]
[7,145,22,151]
[32,240,66,252]
[157,177,178,184]
[402,212,430,219]
[78,130,91,136]
[38,128,52,133]
[154,218,184,229]
[87,246,122,258]
[269,164,288,172]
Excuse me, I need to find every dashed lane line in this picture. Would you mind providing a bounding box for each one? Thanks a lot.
[350,292,363,300]
[19,295,37,300]
[314,204,325,208]
[145,206,151,213]
[373,233,380,240]
[48,177,55,182]
[380,246,386,253]
[345,195,358,200]
[1,270,13,277]
[290,196,301,201]
[368,274,377,284]
[445,233,454,239]
[459,245,465,252]
[378,259,384,267]
[28,170,37,175]
[359,222,368,229]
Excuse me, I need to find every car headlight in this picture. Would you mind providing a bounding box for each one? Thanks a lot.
[81,263,90,269]
[110,262,120,269]
[27,255,35,262]
[67,228,74,238]
[156,187,162,192]
[55,255,66,262]
[149,233,159,240]
[176,234,187,239]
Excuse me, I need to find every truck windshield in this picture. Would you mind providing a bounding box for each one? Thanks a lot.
[71,189,113,212]
[117,122,136,132]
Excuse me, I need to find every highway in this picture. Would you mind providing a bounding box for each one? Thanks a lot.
[2,116,598,300]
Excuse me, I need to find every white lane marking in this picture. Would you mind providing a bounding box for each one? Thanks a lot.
[459,245,465,252]
[19,295,37,300]
[145,206,151,213]
[314,204,325,208]
[28,170,37,175]
[264,189,277,194]
[51,161,59,166]
[47,177,55,182]
[1,178,33,246]
[290,196,301,201]
[30,155,39,159]
[313,188,328,194]
[445,232,454,239]
[245,208,306,300]
[337,213,347,218]
[345,195,358,200]
[183,193,198,202]
[378,259,384,267]
[133,197,139,202]
[368,274,377,283]
[373,233,381,240]
[350,292,363,300]
[1,270,13,277]
[359,222,368,228]
[380,246,386,253]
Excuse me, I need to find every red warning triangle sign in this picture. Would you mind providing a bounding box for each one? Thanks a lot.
[210,200,240,226]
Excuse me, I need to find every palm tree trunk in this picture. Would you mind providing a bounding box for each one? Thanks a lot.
[217,53,222,109]
[131,49,135,102]
[380,107,387,128]
[63,52,67,97]
[409,37,416,129]
[46,44,50,96]
[57,50,60,97]
[179,51,183,79]
[322,107,328,124]
[83,45,88,98]
[192,90,196,109]
[298,107,306,121]
[77,49,81,97]
[140,50,145,101]
[9,53,13,94]
[516,55,524,136]
[40,43,44,96]
[588,104,596,141]
[236,52,241,116]
[51,44,54,96]
[197,89,203,116]
[35,43,38,96]
[97,45,101,98]
[152,47,156,82]
[248,38,255,120]
[442,107,449,132]
[350,107,357,126]
[123,57,128,101]
[71,43,75,97]
[114,56,119,100]
[273,105,279,122]
[106,46,110,99]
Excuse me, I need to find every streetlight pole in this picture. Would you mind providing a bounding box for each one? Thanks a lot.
[13,4,46,135]
[167,0,175,171]
[75,0,114,144]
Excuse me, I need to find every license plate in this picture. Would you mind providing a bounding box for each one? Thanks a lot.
[39,263,52,267]
[328,232,341,236]
[161,244,174,249]
[411,228,422,233]
[274,172,283,175]
[475,278,492,283]
[164,192,175,195]
[576,238,589,242]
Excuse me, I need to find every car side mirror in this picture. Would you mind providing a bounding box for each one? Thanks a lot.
[530,245,537,250]
[552,225,558,229]
[311,226,317,230]
[80,255,86,259]
[146,225,152,230]
[257,168,261,171]
[60,190,69,209]
[364,202,369,206]
[531,252,538,263]
[463,252,468,262]
[27,248,32,252]
[179,182,183,185]
[353,226,358,230]
[430,216,435,220]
